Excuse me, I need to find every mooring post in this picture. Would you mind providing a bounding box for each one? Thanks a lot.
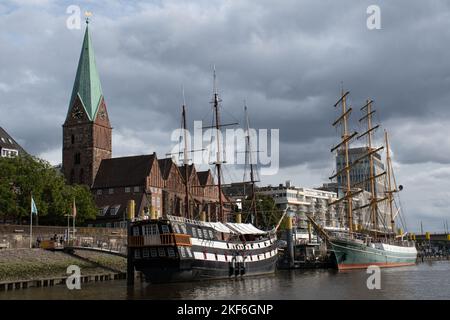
[286,215,295,268]
[126,219,134,286]
[126,200,135,286]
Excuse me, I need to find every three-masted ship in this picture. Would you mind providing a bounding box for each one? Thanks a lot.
[127,71,278,283]
[309,89,417,270]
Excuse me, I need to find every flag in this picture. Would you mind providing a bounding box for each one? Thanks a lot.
[31,197,38,215]
[72,199,77,218]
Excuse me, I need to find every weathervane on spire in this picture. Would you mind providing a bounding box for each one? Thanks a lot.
[85,11,92,24]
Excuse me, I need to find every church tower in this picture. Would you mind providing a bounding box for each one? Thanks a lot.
[62,23,112,186]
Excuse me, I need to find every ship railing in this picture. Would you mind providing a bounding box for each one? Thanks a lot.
[167,214,206,226]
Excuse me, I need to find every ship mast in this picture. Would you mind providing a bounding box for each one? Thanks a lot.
[244,104,258,225]
[356,100,388,237]
[359,99,378,237]
[181,103,191,220]
[384,130,396,235]
[212,68,224,222]
[329,89,358,234]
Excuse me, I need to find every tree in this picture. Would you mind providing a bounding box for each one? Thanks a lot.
[0,155,97,225]
[240,194,283,229]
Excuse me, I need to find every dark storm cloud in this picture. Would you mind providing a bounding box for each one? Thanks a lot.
[2,0,450,167]
[1,0,450,230]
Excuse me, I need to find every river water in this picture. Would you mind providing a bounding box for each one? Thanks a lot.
[1,261,449,300]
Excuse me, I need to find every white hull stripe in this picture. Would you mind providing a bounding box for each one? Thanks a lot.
[190,238,274,250]
[192,249,278,262]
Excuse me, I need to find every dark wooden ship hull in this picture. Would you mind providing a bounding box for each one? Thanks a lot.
[128,216,278,284]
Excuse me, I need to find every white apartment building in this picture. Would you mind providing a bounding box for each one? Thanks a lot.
[257,181,375,231]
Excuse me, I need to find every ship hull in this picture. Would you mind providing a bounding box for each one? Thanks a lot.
[135,255,278,283]
[329,238,417,270]
[129,217,278,284]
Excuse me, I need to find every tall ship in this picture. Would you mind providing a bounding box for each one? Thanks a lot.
[127,71,279,283]
[309,89,417,270]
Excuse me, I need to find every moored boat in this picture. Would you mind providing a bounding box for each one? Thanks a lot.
[129,215,278,283]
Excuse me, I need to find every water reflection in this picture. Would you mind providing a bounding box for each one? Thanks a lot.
[1,261,449,300]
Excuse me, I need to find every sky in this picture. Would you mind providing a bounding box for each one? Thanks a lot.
[0,0,449,232]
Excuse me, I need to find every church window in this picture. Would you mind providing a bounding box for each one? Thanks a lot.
[74,153,81,165]
[70,169,75,184]
[125,187,130,193]
[71,135,75,144]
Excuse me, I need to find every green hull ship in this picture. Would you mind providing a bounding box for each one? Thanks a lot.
[319,89,418,271]
[329,237,417,270]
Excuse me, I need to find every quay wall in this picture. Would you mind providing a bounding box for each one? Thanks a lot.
[0,224,126,250]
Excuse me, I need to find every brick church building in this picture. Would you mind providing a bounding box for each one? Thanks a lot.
[62,24,227,227]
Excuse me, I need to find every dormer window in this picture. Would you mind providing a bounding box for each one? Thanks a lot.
[110,205,120,216]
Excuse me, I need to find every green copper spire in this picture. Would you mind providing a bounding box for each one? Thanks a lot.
[68,24,103,121]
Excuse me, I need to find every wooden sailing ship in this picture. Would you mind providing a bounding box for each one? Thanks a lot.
[127,70,278,283]
[309,89,417,270]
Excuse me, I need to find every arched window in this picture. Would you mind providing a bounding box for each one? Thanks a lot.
[71,135,75,144]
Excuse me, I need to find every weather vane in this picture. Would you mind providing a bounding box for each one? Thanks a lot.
[84,11,92,24]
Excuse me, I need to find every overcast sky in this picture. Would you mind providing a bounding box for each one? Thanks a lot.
[1,0,449,232]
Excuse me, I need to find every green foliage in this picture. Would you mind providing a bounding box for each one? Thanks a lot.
[241,194,283,228]
[0,155,96,225]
